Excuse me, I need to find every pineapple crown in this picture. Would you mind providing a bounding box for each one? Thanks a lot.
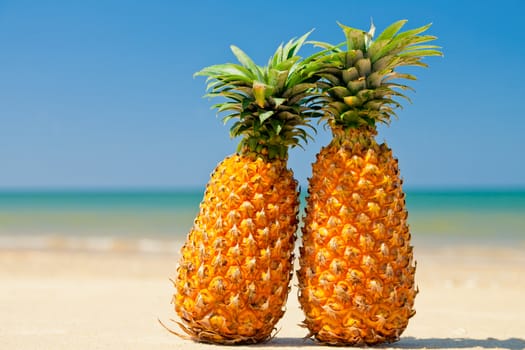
[310,20,442,130]
[195,32,325,160]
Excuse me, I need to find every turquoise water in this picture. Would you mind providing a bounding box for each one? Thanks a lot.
[0,189,524,249]
[0,190,201,238]
[405,190,525,246]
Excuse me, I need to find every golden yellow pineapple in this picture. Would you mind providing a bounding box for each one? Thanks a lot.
[298,20,442,345]
[168,33,324,344]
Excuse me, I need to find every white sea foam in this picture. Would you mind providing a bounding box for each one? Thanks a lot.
[0,235,180,254]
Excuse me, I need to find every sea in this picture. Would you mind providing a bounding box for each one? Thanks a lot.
[0,189,524,253]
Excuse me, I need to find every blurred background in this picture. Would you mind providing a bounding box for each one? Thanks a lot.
[0,0,524,251]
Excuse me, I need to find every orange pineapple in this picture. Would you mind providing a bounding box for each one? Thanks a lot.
[168,33,323,344]
[298,20,442,345]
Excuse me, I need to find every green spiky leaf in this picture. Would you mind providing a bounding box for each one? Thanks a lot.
[194,30,323,159]
[375,19,408,42]
[309,20,441,129]
[338,22,367,51]
[230,45,264,80]
[259,110,274,123]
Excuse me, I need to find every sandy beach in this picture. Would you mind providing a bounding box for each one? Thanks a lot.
[1,242,525,350]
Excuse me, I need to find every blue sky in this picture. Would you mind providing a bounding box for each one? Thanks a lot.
[1,0,524,190]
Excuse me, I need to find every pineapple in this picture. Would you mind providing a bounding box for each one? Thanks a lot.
[297,20,442,345]
[168,33,323,344]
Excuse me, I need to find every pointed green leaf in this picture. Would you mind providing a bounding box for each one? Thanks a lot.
[222,113,240,125]
[288,91,319,106]
[339,110,362,124]
[404,35,440,48]
[259,110,274,123]
[375,19,408,42]
[308,40,340,51]
[342,67,360,84]
[366,72,383,88]
[270,43,284,67]
[383,82,415,92]
[282,83,316,98]
[207,91,247,102]
[268,69,288,91]
[363,100,384,110]
[347,78,366,93]
[274,56,300,71]
[403,44,442,51]
[230,45,263,80]
[215,102,242,113]
[325,102,348,117]
[273,97,286,108]
[382,72,417,82]
[372,55,395,71]
[338,22,367,51]
[356,58,372,76]
[395,23,433,41]
[270,119,283,135]
[328,86,351,99]
[287,30,313,58]
[248,137,258,150]
[398,49,443,58]
[396,56,430,68]
[356,89,375,102]
[367,39,388,60]
[195,63,254,82]
[317,73,341,87]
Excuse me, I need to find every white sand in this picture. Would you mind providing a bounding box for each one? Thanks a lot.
[1,243,525,349]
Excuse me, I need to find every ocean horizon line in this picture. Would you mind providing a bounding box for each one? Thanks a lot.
[1,185,525,195]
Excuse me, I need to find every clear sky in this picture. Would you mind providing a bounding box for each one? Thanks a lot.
[1,0,524,190]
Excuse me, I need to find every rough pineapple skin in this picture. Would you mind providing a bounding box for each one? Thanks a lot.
[298,128,416,345]
[173,153,299,344]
